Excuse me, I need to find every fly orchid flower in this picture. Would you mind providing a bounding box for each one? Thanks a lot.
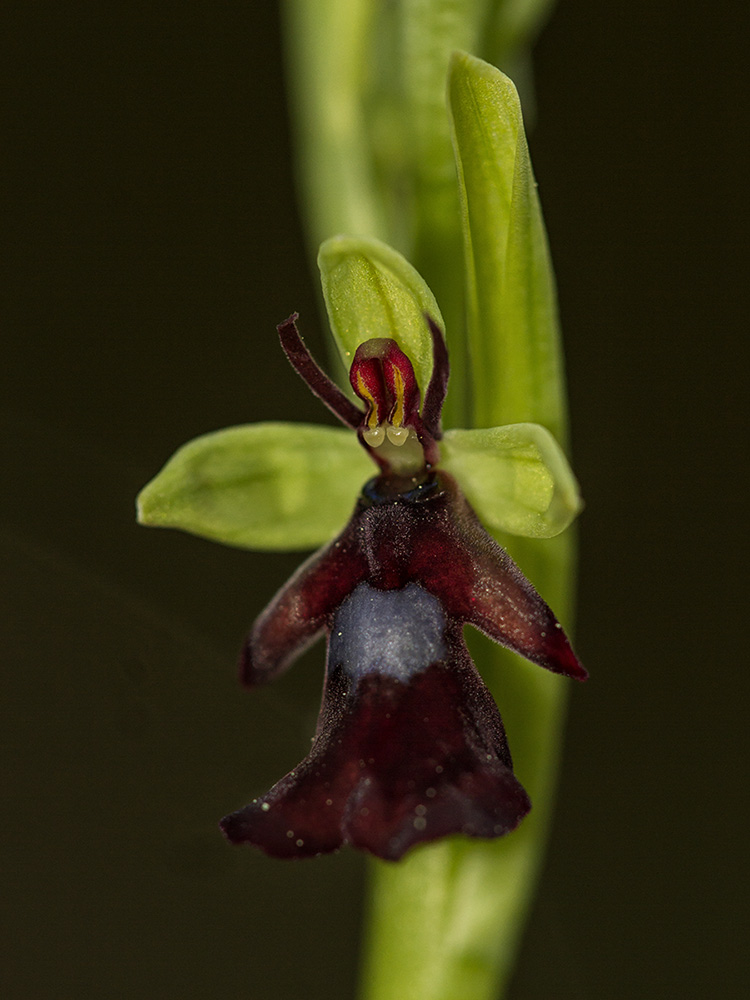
[217,314,585,861]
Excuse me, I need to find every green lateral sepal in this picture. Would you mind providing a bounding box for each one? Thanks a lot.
[136,422,371,551]
[441,424,582,538]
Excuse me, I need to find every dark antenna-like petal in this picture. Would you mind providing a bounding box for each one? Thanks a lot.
[277,314,363,429]
[421,315,450,439]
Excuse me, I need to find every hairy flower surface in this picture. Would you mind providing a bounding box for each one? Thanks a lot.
[220,316,585,861]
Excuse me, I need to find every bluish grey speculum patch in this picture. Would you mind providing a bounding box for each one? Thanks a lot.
[329,582,446,682]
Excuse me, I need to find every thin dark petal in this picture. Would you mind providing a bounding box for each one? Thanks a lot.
[405,473,587,681]
[241,515,368,687]
[456,518,586,682]
[467,563,587,680]
[277,314,363,429]
[341,472,584,679]
[222,628,530,862]
[421,315,450,440]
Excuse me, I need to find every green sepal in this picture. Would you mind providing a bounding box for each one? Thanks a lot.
[318,234,444,394]
[440,424,582,538]
[136,422,372,551]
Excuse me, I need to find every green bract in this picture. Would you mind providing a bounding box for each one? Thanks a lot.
[449,51,566,439]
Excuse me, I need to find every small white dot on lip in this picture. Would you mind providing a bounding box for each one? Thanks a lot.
[286,830,294,838]
[413,817,427,831]
[296,839,304,847]
[261,802,270,812]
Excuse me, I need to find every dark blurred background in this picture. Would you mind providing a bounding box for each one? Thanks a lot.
[2,2,747,997]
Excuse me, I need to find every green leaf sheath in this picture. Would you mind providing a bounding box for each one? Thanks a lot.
[318,235,444,396]
[136,423,371,551]
[449,51,567,443]
[441,424,581,538]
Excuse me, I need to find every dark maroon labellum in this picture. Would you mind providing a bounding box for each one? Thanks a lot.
[221,316,585,860]
[221,320,586,861]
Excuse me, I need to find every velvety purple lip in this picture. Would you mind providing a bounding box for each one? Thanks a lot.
[221,316,585,861]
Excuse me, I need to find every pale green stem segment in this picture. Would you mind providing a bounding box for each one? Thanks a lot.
[282,0,386,249]
[396,0,491,428]
[484,0,558,64]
